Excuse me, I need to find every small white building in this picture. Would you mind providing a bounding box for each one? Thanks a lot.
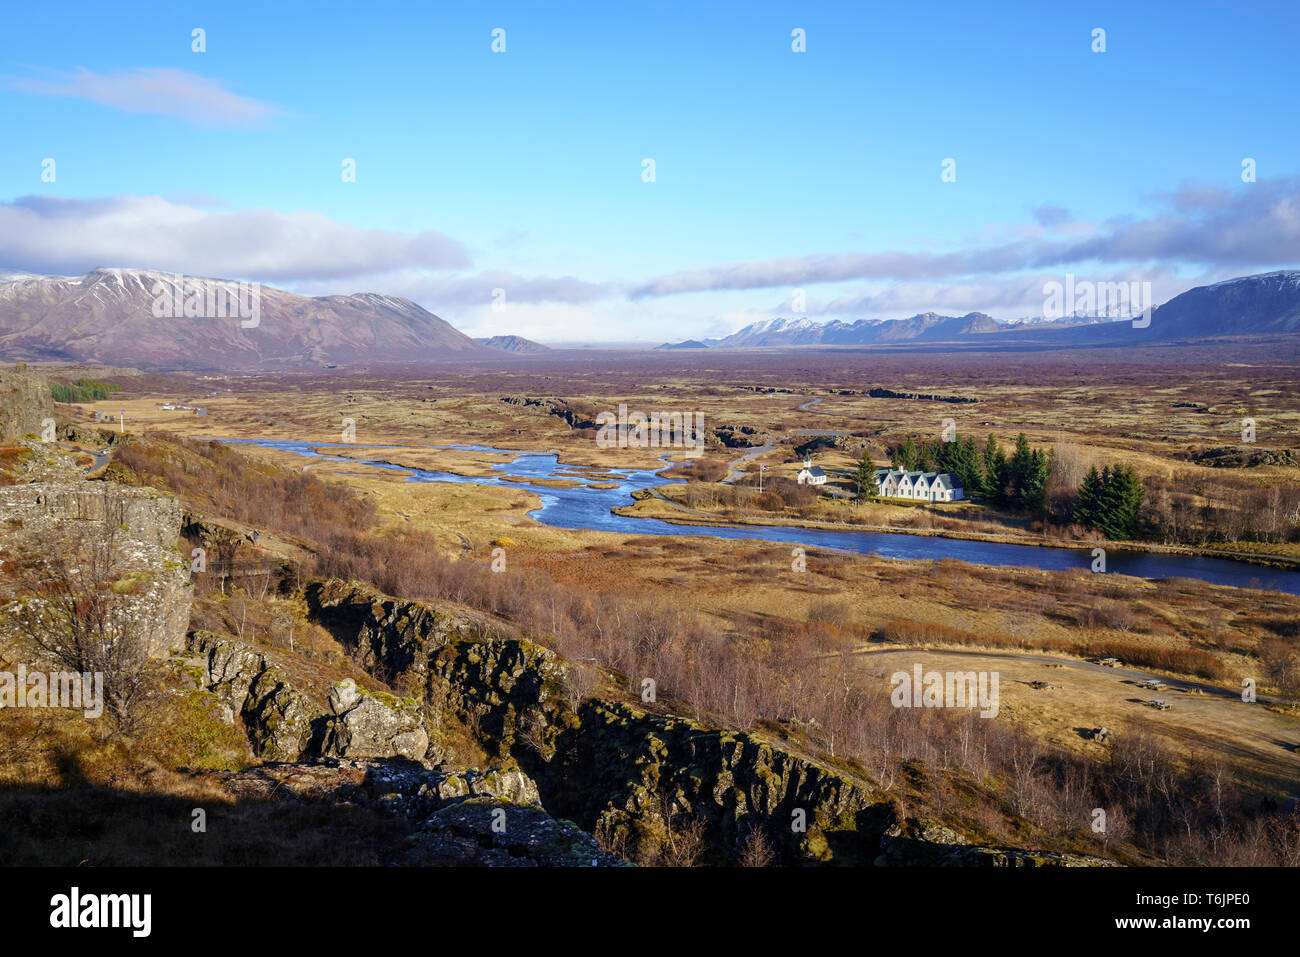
[796,457,827,486]
[873,468,963,501]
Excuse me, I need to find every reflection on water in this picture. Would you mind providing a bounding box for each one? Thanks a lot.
[222,439,1300,596]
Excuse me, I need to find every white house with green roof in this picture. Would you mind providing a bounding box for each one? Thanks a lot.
[873,468,964,501]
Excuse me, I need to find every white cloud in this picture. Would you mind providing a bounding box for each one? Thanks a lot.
[456,302,620,343]
[327,269,613,309]
[8,67,286,127]
[796,267,1199,320]
[630,180,1300,299]
[0,195,469,281]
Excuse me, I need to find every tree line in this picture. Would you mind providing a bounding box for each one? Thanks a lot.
[867,431,1145,539]
[50,378,121,403]
[1073,464,1144,539]
[876,432,1052,513]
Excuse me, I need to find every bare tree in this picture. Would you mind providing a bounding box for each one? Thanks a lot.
[5,521,164,735]
[737,822,776,867]
[660,814,708,867]
[654,791,708,866]
[209,527,245,596]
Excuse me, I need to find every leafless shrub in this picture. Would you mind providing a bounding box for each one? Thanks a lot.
[656,799,708,867]
[1084,599,1137,632]
[737,823,776,867]
[4,522,163,734]
[807,596,853,628]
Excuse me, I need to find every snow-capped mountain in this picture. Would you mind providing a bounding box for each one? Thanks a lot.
[0,268,489,370]
[1150,270,1300,336]
[661,272,1300,349]
[710,312,1001,347]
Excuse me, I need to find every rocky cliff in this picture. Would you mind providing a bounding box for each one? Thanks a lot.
[0,478,192,657]
[0,367,55,441]
[306,578,1114,866]
[188,630,428,762]
[0,369,190,656]
[0,481,185,550]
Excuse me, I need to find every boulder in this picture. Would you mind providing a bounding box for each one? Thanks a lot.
[432,767,540,806]
[328,679,360,714]
[190,631,322,760]
[404,797,625,867]
[323,690,429,763]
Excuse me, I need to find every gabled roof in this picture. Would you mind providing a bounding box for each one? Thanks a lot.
[875,468,963,490]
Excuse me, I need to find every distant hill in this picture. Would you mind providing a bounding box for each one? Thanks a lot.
[1145,271,1300,337]
[655,339,708,350]
[698,311,1002,348]
[0,268,489,370]
[1000,270,1300,345]
[474,334,550,354]
[657,272,1300,349]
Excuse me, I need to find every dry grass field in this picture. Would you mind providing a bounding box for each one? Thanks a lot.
[856,647,1300,796]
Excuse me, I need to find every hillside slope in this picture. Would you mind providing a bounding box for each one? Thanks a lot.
[0,268,489,370]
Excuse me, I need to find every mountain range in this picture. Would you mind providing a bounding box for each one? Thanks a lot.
[0,268,489,370]
[672,311,1002,349]
[659,271,1300,349]
[1,267,1297,370]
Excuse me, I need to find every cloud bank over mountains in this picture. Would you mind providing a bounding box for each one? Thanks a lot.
[0,195,469,281]
[2,178,1297,339]
[629,179,1300,299]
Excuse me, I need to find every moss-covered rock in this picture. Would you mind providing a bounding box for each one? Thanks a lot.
[189,631,322,760]
[321,689,429,763]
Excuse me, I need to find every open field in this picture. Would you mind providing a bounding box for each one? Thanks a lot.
[855,647,1300,796]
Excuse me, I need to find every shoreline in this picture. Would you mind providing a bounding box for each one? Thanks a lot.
[616,493,1300,571]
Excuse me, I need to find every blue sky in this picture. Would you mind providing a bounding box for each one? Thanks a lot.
[2,0,1298,343]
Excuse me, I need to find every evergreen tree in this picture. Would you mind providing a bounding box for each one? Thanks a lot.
[982,434,1006,502]
[917,441,936,473]
[1074,465,1104,528]
[1006,433,1037,510]
[1073,463,1145,539]
[932,433,980,499]
[1007,433,1033,487]
[900,435,919,472]
[956,435,982,496]
[1113,465,1145,538]
[1100,465,1131,538]
[935,437,959,473]
[851,451,878,501]
[1019,447,1049,513]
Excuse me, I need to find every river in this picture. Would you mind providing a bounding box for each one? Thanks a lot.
[223,440,1300,596]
